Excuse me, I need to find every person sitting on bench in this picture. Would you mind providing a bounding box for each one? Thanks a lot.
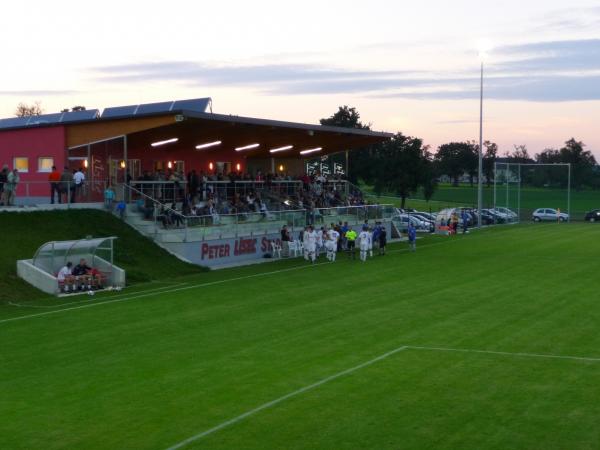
[57,262,75,293]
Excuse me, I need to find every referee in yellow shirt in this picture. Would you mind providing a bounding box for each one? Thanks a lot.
[345,226,357,259]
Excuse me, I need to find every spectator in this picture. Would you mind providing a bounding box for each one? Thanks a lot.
[0,164,8,206]
[49,166,62,204]
[281,225,291,257]
[461,210,469,234]
[60,167,73,203]
[72,258,93,291]
[57,261,75,293]
[408,222,417,252]
[116,199,127,219]
[5,168,19,206]
[104,185,115,210]
[73,168,85,202]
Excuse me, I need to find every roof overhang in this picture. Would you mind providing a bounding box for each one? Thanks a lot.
[120,110,392,157]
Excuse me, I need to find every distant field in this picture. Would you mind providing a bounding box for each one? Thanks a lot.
[365,184,599,218]
[3,223,600,449]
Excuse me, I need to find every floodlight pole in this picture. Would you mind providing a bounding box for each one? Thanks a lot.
[477,60,484,228]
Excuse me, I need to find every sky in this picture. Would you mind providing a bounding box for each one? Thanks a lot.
[1,0,600,157]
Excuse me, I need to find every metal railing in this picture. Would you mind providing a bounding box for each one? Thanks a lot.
[0,180,111,207]
[122,183,394,242]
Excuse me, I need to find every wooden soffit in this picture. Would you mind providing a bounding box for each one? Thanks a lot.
[66,114,177,148]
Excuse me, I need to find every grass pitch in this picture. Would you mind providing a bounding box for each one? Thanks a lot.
[2,223,600,449]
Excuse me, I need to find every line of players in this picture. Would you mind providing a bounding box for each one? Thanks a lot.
[301,222,387,263]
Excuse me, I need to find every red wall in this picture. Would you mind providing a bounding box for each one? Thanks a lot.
[0,126,66,196]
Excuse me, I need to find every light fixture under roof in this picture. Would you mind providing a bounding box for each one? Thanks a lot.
[269,145,293,154]
[299,147,322,155]
[195,140,222,150]
[151,137,178,147]
[235,143,260,152]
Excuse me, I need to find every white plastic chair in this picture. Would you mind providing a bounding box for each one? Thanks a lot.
[288,240,299,257]
[271,241,282,258]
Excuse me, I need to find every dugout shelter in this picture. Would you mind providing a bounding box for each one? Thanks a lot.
[17,237,126,295]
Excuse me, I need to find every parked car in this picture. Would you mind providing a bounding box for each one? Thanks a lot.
[584,209,600,222]
[532,208,569,222]
[493,207,518,220]
[481,209,506,224]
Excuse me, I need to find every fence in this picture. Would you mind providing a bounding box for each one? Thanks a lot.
[123,184,394,242]
[1,180,110,207]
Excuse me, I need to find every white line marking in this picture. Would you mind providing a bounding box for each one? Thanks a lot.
[407,345,600,363]
[165,345,408,450]
[0,237,462,325]
[7,283,190,309]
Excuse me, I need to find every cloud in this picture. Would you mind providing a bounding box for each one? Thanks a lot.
[494,39,600,72]
[90,39,600,102]
[0,90,76,96]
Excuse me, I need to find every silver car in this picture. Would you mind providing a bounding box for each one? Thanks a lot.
[532,208,569,222]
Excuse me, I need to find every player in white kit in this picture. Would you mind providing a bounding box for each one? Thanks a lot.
[325,226,340,262]
[358,226,371,262]
[304,225,318,263]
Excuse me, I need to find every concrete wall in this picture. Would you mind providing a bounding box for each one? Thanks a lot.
[162,222,392,269]
[17,259,60,295]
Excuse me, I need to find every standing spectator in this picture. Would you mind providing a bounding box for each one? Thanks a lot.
[280,225,291,257]
[104,185,115,210]
[0,164,8,205]
[461,210,469,234]
[408,222,417,252]
[73,168,85,202]
[116,199,127,219]
[60,166,73,203]
[49,166,62,204]
[5,168,19,206]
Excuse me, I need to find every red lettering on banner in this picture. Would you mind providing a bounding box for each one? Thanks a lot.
[234,238,257,256]
[201,243,231,260]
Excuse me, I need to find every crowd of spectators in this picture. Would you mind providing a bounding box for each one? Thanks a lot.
[129,169,366,227]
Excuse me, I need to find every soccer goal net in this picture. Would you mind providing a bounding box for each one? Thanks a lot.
[493,162,571,224]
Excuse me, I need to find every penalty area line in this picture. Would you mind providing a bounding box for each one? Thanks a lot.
[407,345,600,363]
[164,345,408,450]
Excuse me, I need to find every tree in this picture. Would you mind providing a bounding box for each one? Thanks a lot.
[320,106,371,130]
[61,105,86,113]
[15,101,43,117]
[506,144,531,163]
[559,138,596,189]
[435,142,476,186]
[319,106,372,183]
[370,133,436,209]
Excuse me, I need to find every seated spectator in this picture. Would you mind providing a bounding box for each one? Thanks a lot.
[72,258,93,290]
[57,262,75,293]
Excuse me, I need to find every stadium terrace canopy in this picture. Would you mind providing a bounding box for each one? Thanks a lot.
[32,237,117,276]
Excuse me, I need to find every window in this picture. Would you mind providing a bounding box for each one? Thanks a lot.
[38,157,54,173]
[13,157,29,173]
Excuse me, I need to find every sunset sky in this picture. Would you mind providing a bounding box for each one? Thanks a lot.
[2,0,600,157]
